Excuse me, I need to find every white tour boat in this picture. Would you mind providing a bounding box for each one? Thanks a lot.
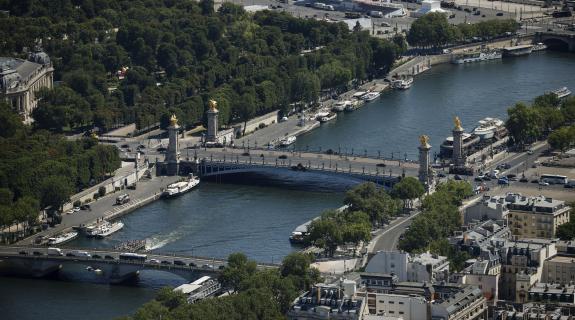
[162,175,200,198]
[320,113,337,123]
[472,117,505,141]
[532,42,547,52]
[362,91,381,101]
[391,77,414,90]
[95,221,125,238]
[48,231,79,245]
[279,136,297,147]
[552,87,571,99]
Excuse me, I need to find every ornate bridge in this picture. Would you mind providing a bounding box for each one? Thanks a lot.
[535,30,575,51]
[173,148,421,190]
[0,246,277,284]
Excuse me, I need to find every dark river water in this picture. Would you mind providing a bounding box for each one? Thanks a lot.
[2,52,575,320]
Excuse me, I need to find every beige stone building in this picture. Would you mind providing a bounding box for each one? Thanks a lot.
[506,195,570,239]
[542,255,575,284]
[0,49,54,123]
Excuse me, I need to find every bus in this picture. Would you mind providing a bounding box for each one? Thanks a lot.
[119,253,147,262]
[540,174,568,185]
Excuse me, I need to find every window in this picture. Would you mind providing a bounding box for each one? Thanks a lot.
[399,311,404,314]
[389,311,395,314]
[389,301,394,304]
[399,302,404,305]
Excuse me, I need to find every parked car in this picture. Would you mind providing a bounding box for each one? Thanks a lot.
[33,251,43,256]
[189,262,197,267]
[539,181,549,186]
[454,175,462,180]
[149,259,160,264]
[174,260,185,266]
[498,178,509,185]
[92,254,102,259]
[496,12,504,16]
[104,255,115,260]
[161,260,171,265]
[19,250,27,255]
[519,177,529,183]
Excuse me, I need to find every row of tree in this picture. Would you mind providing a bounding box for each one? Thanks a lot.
[120,252,320,320]
[0,103,120,238]
[407,13,519,49]
[0,0,402,133]
[506,95,575,148]
[398,180,473,271]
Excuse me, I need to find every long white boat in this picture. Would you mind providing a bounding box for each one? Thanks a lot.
[279,136,297,147]
[48,231,79,245]
[452,50,502,64]
[362,91,381,101]
[95,221,125,238]
[332,101,347,112]
[472,117,505,141]
[552,87,571,99]
[162,175,200,198]
[502,45,533,57]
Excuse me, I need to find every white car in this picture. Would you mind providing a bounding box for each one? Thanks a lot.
[66,209,75,214]
[527,149,534,155]
[538,181,549,186]
[148,259,160,264]
[73,207,81,212]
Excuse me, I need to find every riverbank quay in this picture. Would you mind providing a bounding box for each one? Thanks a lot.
[14,175,180,246]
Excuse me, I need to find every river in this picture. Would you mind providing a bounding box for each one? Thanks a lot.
[2,51,575,320]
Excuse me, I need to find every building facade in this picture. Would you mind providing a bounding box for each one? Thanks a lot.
[506,195,570,239]
[0,49,54,123]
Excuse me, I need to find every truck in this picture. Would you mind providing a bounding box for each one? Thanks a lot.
[370,10,383,17]
[313,2,327,9]
[48,247,63,256]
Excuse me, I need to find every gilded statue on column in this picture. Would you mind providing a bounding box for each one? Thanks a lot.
[208,99,218,112]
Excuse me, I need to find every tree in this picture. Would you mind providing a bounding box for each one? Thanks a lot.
[506,102,543,146]
[280,252,320,291]
[548,126,574,153]
[38,176,74,210]
[392,177,425,211]
[219,253,257,292]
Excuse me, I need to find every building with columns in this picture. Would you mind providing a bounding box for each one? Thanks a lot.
[0,49,54,123]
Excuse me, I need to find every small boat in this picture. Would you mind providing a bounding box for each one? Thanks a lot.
[552,87,571,99]
[95,221,125,238]
[320,113,337,123]
[391,77,414,90]
[279,136,297,147]
[452,50,502,64]
[162,174,200,198]
[47,231,79,245]
[362,91,381,101]
[532,42,547,52]
[314,110,330,121]
[332,101,346,112]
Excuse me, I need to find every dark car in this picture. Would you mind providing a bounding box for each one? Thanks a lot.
[80,204,91,210]
[218,265,225,270]
[531,179,539,183]
[496,12,504,16]
[138,144,146,149]
[520,177,529,182]
[92,254,102,259]
[278,154,288,159]
[482,176,492,181]
[376,163,386,167]
[157,147,167,153]
[104,255,115,260]
[121,144,129,148]
[437,173,446,178]
[474,177,483,182]
[161,260,172,265]
[454,175,462,180]
[174,260,185,266]
[189,262,197,267]
[19,250,27,255]
[66,253,74,257]
[242,152,250,156]
[33,251,43,256]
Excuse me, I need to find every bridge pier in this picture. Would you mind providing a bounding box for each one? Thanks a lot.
[0,257,62,278]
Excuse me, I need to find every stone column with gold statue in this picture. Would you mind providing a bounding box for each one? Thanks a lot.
[206,99,219,143]
[452,116,466,169]
[166,114,180,175]
[418,135,432,187]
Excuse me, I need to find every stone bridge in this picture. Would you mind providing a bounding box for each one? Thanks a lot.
[0,246,277,284]
[172,148,421,190]
[534,31,575,51]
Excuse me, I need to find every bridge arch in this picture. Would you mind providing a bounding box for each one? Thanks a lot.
[541,37,570,51]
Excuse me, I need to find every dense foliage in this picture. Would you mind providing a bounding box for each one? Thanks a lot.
[398,180,473,270]
[0,0,400,132]
[407,13,519,48]
[506,95,575,147]
[557,205,575,241]
[120,252,320,320]
[0,103,120,236]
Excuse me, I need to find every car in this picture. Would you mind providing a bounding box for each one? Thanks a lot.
[149,259,160,264]
[437,172,446,178]
[189,262,197,267]
[527,149,534,155]
[242,152,250,156]
[498,178,509,185]
[218,265,225,270]
[496,12,504,16]
[66,209,75,214]
[92,254,102,259]
[138,144,146,149]
[474,177,483,182]
[202,264,214,269]
[173,260,185,266]
[161,260,172,265]
[454,175,462,180]
[376,163,386,167]
[506,174,517,179]
[519,177,529,183]
[80,204,90,210]
[498,163,511,170]
[531,179,539,183]
[482,176,492,181]
[157,147,167,153]
[280,116,288,122]
[121,144,129,148]
[104,255,115,260]
[539,181,549,186]
[19,250,27,255]
[66,253,75,257]
[278,155,288,159]
[73,207,81,212]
